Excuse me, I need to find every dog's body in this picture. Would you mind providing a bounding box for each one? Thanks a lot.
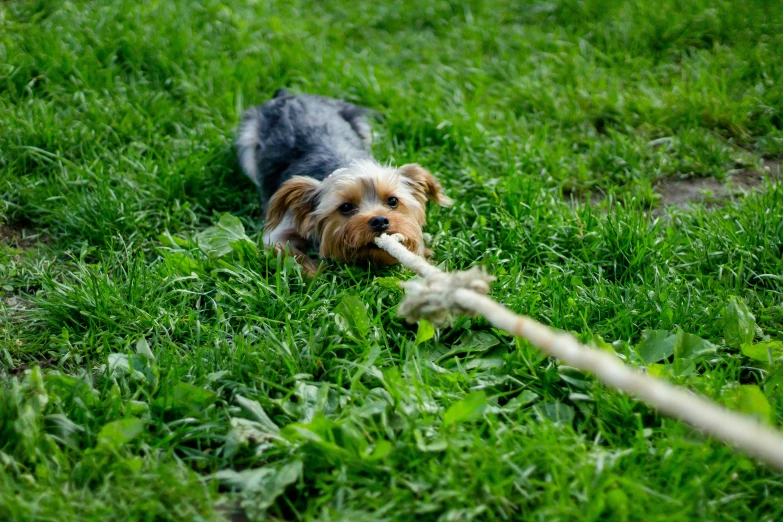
[236,90,450,273]
[236,89,375,212]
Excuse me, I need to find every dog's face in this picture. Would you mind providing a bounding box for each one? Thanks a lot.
[265,161,452,265]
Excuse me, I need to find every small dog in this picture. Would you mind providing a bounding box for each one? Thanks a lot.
[236,89,451,273]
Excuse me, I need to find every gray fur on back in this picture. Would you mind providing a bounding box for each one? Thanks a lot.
[236,90,375,210]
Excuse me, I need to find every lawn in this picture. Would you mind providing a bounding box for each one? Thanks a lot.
[2,0,783,520]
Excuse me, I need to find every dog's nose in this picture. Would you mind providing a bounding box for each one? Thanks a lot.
[368,216,390,233]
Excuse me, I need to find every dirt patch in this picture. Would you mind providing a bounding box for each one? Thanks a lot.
[0,223,42,321]
[0,223,45,249]
[654,160,780,209]
[4,355,57,378]
[1,291,33,323]
[654,176,724,207]
[572,160,781,212]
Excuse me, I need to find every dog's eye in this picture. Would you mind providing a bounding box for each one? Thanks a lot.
[338,202,356,215]
[387,197,398,209]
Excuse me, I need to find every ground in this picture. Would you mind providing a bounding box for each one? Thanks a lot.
[1,0,783,520]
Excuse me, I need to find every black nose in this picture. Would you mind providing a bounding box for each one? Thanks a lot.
[368,216,390,232]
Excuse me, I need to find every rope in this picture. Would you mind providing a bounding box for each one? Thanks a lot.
[374,233,783,471]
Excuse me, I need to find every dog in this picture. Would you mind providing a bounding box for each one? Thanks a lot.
[236,89,451,273]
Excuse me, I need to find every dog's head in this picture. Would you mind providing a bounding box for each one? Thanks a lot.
[264,160,452,265]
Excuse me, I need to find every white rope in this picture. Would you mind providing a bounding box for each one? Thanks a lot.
[375,233,783,471]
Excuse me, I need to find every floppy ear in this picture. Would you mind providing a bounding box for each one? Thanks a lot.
[265,176,320,234]
[399,164,453,206]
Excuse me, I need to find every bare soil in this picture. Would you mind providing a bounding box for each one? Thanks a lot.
[0,223,45,249]
[654,160,780,208]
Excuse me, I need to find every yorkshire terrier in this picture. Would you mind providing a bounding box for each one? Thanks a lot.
[236,89,451,273]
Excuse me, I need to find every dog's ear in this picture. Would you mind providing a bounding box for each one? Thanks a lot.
[265,177,320,234]
[399,164,453,207]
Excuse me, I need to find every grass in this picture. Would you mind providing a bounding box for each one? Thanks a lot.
[2,0,783,519]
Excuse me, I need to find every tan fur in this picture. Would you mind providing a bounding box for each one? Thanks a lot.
[263,161,451,270]
[317,209,424,264]
[397,198,426,226]
[399,164,453,207]
[272,244,321,276]
[372,176,399,202]
[264,176,320,234]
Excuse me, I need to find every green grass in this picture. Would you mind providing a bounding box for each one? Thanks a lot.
[2,0,783,520]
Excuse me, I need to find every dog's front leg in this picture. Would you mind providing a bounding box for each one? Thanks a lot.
[271,243,321,276]
[265,225,321,277]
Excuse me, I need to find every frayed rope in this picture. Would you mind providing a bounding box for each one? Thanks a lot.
[374,234,494,324]
[398,268,494,325]
[374,233,783,471]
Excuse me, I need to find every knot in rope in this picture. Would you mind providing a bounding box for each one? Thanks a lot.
[398,267,495,325]
[372,233,783,471]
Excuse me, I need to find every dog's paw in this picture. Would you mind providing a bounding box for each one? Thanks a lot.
[300,256,324,279]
